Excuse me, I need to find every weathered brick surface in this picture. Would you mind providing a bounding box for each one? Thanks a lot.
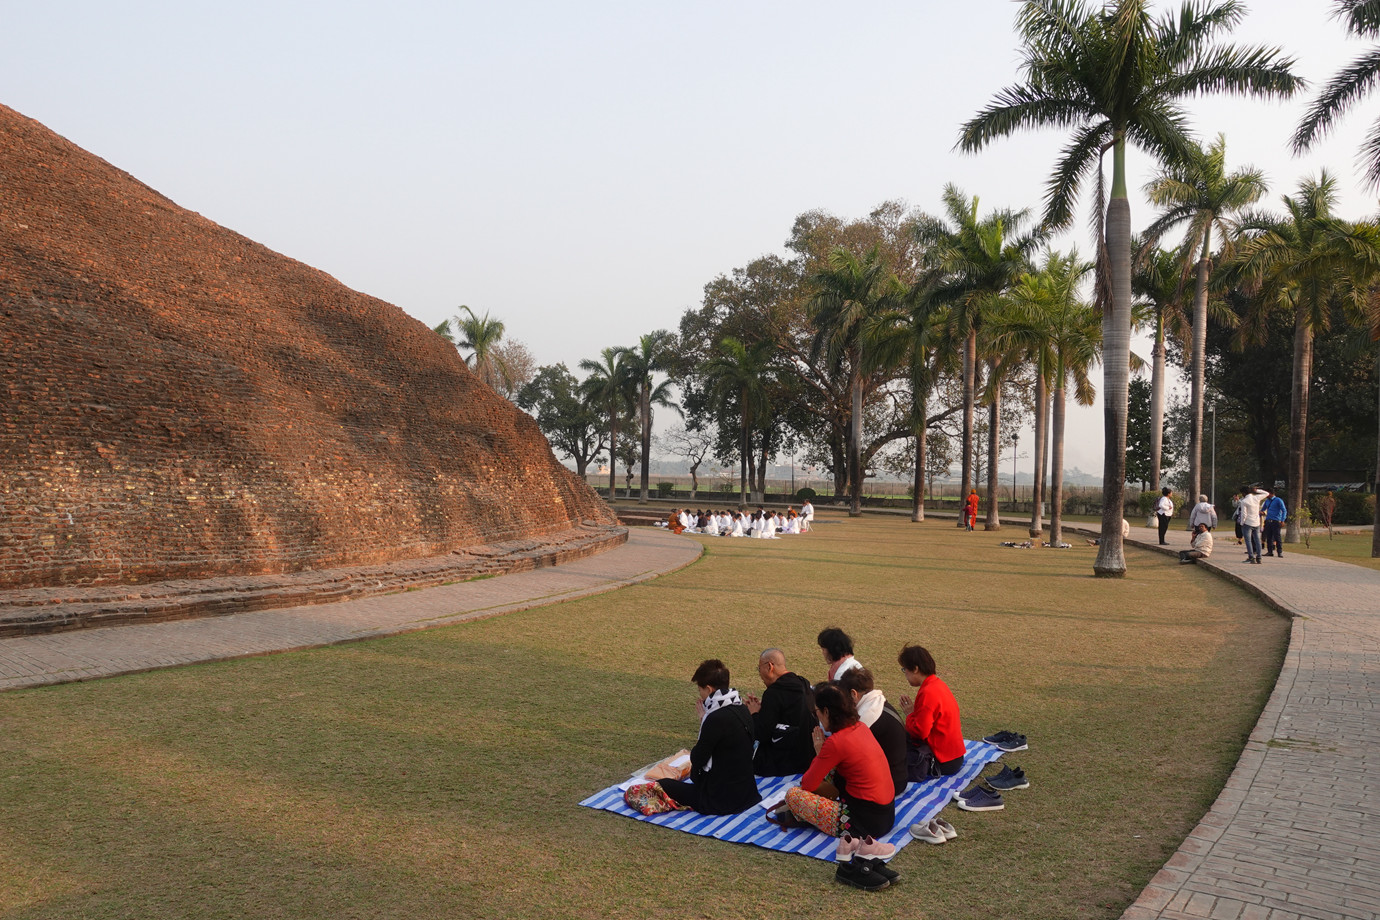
[0,104,615,590]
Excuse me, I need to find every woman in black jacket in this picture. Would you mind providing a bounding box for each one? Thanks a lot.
[656,659,762,814]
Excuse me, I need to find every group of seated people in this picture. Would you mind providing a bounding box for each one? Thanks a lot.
[626,627,965,842]
[664,502,813,538]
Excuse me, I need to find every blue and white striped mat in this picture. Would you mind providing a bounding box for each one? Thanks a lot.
[578,741,1003,861]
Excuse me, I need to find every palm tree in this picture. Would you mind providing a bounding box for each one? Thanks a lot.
[703,336,774,507]
[453,305,509,391]
[621,331,679,503]
[1143,134,1266,503]
[959,0,1302,576]
[809,246,906,516]
[1230,172,1380,543]
[915,185,1038,527]
[1294,0,1380,188]
[994,251,1101,547]
[579,347,635,500]
[1130,244,1190,493]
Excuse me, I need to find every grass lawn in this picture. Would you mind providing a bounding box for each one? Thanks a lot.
[0,512,1289,920]
[1284,529,1380,571]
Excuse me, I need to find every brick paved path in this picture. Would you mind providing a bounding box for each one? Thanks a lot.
[0,528,700,692]
[1118,526,1380,920]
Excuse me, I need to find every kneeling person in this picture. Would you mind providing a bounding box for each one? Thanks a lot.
[745,649,817,776]
[656,659,761,814]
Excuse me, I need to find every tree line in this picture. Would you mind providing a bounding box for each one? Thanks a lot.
[446,0,1380,570]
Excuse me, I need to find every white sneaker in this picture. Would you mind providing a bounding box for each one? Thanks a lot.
[934,818,958,840]
[909,820,947,845]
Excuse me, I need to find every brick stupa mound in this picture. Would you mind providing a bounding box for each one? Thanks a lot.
[0,103,619,608]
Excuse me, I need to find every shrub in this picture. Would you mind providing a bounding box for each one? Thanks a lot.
[656,482,674,497]
[796,487,818,501]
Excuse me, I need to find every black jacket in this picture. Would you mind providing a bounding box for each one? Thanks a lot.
[870,702,910,796]
[690,703,761,814]
[751,672,818,776]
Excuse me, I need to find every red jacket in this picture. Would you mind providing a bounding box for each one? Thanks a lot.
[904,674,966,763]
[801,721,894,806]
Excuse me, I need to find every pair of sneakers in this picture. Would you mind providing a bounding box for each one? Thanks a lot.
[835,833,897,891]
[983,730,1028,752]
[909,817,957,845]
[953,782,1005,811]
[986,764,1030,791]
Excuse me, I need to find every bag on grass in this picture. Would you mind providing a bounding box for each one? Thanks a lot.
[623,781,686,816]
[905,740,940,783]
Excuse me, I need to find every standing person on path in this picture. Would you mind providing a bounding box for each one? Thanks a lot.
[1262,488,1287,558]
[1238,485,1268,564]
[1188,494,1218,532]
[963,489,979,532]
[1155,487,1175,545]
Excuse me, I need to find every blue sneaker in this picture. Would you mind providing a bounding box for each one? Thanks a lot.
[987,764,1029,791]
[954,786,1004,811]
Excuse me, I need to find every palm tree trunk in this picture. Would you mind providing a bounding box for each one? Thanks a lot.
[1029,367,1048,537]
[639,386,651,503]
[1050,375,1067,547]
[1094,169,1132,578]
[756,431,768,503]
[849,372,863,516]
[739,388,749,509]
[1372,347,1380,558]
[1188,235,1211,503]
[958,328,976,526]
[984,368,1001,531]
[912,391,928,523]
[1150,312,1166,491]
[1285,306,1312,544]
[608,416,618,499]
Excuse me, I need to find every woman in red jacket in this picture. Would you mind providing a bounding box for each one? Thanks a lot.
[776,682,896,839]
[897,644,966,776]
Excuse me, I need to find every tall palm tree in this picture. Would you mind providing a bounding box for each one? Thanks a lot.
[1294,0,1380,188]
[993,251,1101,547]
[454,305,509,392]
[579,347,635,500]
[620,331,678,503]
[1130,244,1191,492]
[915,185,1038,527]
[809,246,906,516]
[703,336,774,507]
[1230,172,1380,543]
[959,0,1302,576]
[1143,134,1266,503]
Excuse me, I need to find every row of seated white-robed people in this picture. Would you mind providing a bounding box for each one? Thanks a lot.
[622,636,966,851]
[665,501,814,538]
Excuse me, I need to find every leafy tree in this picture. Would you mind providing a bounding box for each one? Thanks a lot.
[809,246,907,515]
[1143,134,1265,501]
[452,305,510,392]
[1130,243,1190,491]
[489,339,536,401]
[959,0,1301,576]
[516,364,605,477]
[1230,172,1380,542]
[703,336,774,507]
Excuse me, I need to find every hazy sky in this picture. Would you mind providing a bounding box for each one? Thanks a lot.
[5,1,1376,475]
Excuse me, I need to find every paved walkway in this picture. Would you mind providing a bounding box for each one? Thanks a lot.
[0,528,701,692]
[1118,526,1380,920]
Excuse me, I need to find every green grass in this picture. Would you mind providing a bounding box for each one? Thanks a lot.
[1286,529,1380,571]
[0,512,1290,920]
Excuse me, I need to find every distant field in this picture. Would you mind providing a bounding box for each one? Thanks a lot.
[0,511,1290,920]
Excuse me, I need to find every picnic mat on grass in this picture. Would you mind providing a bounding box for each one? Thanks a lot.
[579,740,1003,861]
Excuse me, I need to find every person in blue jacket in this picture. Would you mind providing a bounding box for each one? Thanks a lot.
[1262,488,1287,558]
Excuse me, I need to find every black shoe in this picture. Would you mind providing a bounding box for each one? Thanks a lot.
[835,859,890,891]
[1265,552,1275,557]
[863,857,900,882]
[766,807,801,829]
[987,764,1030,791]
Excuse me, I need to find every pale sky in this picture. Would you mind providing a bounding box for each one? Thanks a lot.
[4,0,1376,475]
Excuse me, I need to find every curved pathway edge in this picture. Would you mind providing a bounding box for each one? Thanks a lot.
[0,528,702,692]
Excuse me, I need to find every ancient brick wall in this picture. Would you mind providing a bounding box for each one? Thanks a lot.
[0,104,615,590]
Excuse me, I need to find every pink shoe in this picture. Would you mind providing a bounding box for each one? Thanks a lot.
[857,835,896,861]
[835,832,861,863]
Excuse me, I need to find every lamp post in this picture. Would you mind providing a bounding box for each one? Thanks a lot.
[1011,431,1020,503]
[1210,401,1217,507]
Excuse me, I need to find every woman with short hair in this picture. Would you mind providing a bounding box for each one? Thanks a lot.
[897,644,966,777]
